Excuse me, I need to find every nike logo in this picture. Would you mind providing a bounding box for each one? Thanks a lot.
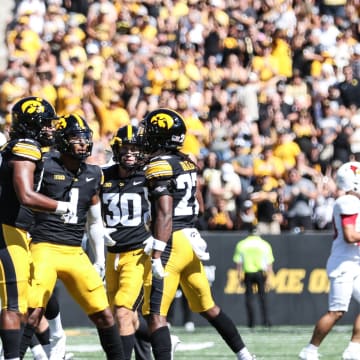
[86,177,95,182]
[133,181,142,186]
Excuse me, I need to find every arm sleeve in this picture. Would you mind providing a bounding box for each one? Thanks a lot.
[86,202,105,264]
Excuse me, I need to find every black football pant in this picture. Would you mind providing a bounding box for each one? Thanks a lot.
[244,271,270,328]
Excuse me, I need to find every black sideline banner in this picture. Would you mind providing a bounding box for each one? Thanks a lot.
[58,232,360,327]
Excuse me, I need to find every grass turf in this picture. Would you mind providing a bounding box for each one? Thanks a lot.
[23,324,354,359]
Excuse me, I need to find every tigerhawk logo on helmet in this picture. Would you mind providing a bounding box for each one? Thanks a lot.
[10,96,58,146]
[149,112,174,130]
[20,98,45,115]
[141,108,187,152]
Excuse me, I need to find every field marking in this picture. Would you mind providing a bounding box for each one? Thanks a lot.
[66,342,215,353]
[177,342,214,351]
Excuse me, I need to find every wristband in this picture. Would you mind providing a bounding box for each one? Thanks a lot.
[153,239,167,252]
[55,201,68,215]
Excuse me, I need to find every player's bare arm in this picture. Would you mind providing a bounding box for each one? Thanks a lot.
[12,158,59,211]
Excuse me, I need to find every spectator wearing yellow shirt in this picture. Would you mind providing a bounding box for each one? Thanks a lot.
[87,86,130,137]
[7,17,42,65]
[253,145,285,183]
[207,197,235,231]
[273,129,302,171]
[251,41,280,83]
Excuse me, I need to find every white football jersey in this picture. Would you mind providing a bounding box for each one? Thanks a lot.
[327,194,360,276]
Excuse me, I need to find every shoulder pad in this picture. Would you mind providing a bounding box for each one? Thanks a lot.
[11,139,42,161]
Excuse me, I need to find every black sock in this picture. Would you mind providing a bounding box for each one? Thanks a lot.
[19,324,36,358]
[97,324,125,359]
[208,309,245,353]
[121,334,135,360]
[0,329,21,359]
[36,327,50,345]
[30,334,40,348]
[150,326,171,360]
[45,293,60,320]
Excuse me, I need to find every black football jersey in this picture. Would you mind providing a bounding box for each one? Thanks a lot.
[31,155,103,246]
[144,152,199,231]
[101,165,151,253]
[0,138,43,230]
[18,148,60,232]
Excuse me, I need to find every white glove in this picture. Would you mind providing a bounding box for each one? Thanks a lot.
[93,262,105,281]
[143,236,155,255]
[104,228,117,247]
[55,200,76,214]
[55,201,77,223]
[151,258,168,279]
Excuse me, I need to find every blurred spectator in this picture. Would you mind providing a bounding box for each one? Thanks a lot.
[207,162,241,219]
[253,145,285,183]
[85,84,130,137]
[282,168,318,232]
[337,65,360,108]
[273,128,302,171]
[250,176,282,235]
[202,151,221,209]
[235,199,256,232]
[313,173,337,230]
[207,197,235,231]
[231,137,254,201]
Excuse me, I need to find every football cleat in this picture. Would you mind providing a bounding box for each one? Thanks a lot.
[170,334,181,360]
[299,347,320,360]
[49,332,66,360]
[31,344,48,360]
[342,345,360,360]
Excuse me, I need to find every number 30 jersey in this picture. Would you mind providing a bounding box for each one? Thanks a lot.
[31,155,103,246]
[101,165,151,253]
[144,152,199,231]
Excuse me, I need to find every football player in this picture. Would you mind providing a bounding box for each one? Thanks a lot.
[100,125,152,360]
[0,97,74,360]
[139,108,255,360]
[19,141,69,359]
[19,114,125,359]
[299,162,360,360]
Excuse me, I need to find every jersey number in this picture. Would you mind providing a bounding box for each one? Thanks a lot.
[174,172,198,216]
[102,192,142,227]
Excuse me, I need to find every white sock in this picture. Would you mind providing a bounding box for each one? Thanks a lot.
[31,344,47,359]
[236,347,253,360]
[48,313,65,338]
[346,341,360,350]
[306,344,319,352]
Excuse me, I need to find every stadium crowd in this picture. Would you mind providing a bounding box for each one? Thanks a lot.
[0,0,359,233]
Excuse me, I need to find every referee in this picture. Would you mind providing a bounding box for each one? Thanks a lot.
[233,230,274,328]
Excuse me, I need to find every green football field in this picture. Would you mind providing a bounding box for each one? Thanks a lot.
[24,324,354,359]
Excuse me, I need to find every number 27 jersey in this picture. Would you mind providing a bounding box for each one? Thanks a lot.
[144,153,199,231]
